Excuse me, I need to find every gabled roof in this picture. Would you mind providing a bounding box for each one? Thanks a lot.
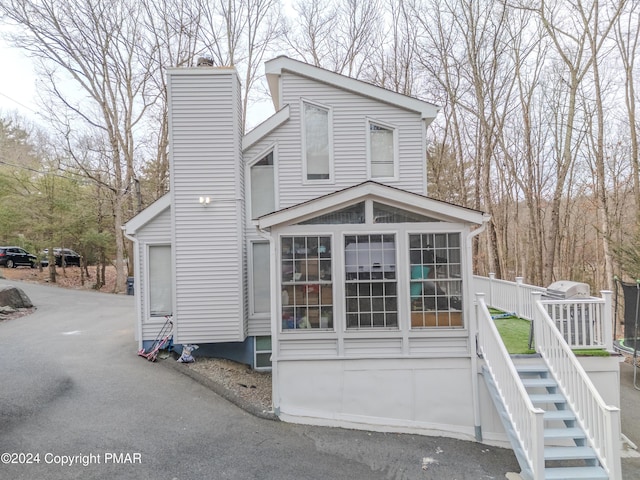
[257,181,489,229]
[124,193,171,236]
[264,56,440,122]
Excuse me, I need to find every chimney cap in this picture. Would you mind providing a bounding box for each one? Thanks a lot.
[196,57,214,67]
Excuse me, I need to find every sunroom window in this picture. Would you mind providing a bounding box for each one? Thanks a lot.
[303,102,331,181]
[345,234,398,328]
[372,202,440,223]
[299,202,365,225]
[409,233,463,328]
[281,236,333,330]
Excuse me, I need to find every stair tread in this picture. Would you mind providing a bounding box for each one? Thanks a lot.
[544,445,597,460]
[530,393,566,403]
[544,465,608,479]
[516,364,549,373]
[544,427,586,439]
[522,377,558,388]
[544,409,576,421]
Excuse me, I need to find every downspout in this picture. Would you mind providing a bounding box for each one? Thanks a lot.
[256,221,280,416]
[122,227,143,350]
[467,215,490,442]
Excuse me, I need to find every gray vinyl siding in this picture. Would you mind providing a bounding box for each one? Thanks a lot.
[135,207,172,341]
[168,69,245,344]
[271,72,426,208]
[247,317,271,336]
[242,73,428,338]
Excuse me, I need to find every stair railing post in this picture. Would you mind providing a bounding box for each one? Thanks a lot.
[607,407,622,480]
[531,291,543,352]
[601,290,613,351]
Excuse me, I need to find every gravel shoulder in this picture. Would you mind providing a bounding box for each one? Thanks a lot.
[160,354,276,420]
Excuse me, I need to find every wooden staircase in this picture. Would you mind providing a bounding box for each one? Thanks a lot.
[484,360,609,479]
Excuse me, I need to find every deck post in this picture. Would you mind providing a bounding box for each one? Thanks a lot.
[601,290,613,351]
[515,277,524,319]
[488,272,495,306]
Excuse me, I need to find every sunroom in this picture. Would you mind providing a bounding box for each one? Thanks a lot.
[257,182,491,434]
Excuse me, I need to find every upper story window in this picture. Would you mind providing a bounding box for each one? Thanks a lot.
[368,120,397,179]
[250,150,275,219]
[303,101,332,181]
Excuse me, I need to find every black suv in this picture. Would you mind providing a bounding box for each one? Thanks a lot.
[0,247,38,268]
[41,248,81,267]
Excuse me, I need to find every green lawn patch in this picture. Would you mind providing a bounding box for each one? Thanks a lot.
[489,309,609,357]
[493,316,536,354]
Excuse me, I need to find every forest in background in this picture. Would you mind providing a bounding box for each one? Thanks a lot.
[0,0,638,293]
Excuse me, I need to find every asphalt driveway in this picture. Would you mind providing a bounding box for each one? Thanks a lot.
[4,278,635,480]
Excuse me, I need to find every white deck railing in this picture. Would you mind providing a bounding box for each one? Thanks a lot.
[476,293,545,480]
[532,292,621,480]
[473,274,543,321]
[542,295,613,350]
[473,274,613,350]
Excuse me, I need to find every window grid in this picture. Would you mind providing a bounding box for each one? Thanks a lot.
[281,236,333,330]
[345,234,398,329]
[409,233,463,328]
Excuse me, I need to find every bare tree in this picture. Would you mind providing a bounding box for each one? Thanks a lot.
[367,0,419,96]
[199,0,284,131]
[0,0,159,292]
[283,0,381,78]
[139,0,205,199]
[615,1,640,227]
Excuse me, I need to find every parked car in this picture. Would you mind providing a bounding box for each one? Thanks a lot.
[0,246,37,268]
[40,248,82,267]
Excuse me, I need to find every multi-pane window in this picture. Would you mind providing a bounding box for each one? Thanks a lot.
[368,121,395,178]
[372,202,439,223]
[409,233,463,328]
[345,234,398,328]
[303,102,331,180]
[250,151,275,218]
[255,336,272,370]
[281,236,333,330]
[299,202,365,225]
[149,245,172,316]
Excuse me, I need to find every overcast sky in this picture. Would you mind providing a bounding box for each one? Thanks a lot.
[0,35,275,130]
[0,37,38,120]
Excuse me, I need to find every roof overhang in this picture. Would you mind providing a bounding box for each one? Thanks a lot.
[265,56,440,124]
[124,193,171,236]
[242,104,290,152]
[257,182,489,230]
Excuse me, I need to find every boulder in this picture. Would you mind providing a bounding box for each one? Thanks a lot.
[0,285,34,309]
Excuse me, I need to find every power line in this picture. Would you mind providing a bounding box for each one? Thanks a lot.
[0,159,85,180]
[0,90,38,114]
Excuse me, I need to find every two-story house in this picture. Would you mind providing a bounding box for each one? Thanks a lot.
[124,56,515,441]
[125,57,628,480]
